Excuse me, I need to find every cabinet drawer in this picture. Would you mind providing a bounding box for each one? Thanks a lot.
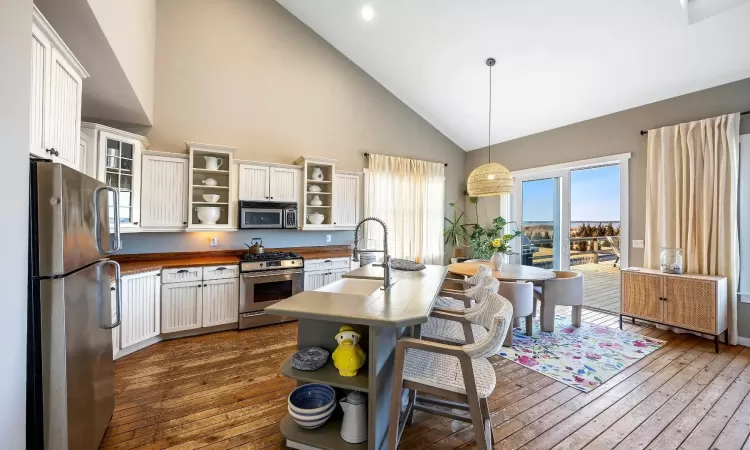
[305,258,351,272]
[162,267,203,284]
[202,265,240,280]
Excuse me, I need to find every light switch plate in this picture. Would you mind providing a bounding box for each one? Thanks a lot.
[210,237,218,247]
[326,234,332,243]
[632,240,644,248]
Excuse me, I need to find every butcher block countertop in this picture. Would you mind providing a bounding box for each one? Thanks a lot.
[110,245,352,279]
[265,264,448,327]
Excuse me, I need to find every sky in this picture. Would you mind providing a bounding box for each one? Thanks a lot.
[522,165,620,222]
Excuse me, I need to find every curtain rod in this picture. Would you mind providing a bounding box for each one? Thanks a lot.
[640,110,750,136]
[364,152,448,167]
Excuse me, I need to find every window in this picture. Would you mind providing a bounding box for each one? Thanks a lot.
[740,134,750,301]
[363,154,445,265]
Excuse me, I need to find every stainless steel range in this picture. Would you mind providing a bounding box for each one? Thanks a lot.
[239,252,304,329]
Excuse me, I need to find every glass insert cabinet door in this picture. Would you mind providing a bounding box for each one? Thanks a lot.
[98,132,141,228]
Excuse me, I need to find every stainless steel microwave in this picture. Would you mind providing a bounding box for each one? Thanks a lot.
[238,201,298,229]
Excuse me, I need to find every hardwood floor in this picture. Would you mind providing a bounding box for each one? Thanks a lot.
[102,309,750,450]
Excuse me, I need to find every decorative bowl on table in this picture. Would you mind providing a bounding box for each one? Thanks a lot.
[291,347,330,371]
[202,194,220,203]
[288,384,336,429]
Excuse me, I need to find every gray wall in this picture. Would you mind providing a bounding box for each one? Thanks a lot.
[1,0,31,445]
[465,76,750,337]
[120,230,353,254]
[120,0,467,258]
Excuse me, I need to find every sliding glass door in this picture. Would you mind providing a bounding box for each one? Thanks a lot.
[512,170,569,271]
[511,157,628,314]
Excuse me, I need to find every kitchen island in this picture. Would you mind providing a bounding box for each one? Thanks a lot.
[264,264,448,450]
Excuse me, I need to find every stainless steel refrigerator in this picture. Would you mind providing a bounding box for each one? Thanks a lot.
[27,161,123,450]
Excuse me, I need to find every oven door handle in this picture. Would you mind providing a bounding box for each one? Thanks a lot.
[241,270,302,278]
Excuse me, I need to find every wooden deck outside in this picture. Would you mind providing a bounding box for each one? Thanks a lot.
[101,311,749,450]
[574,261,621,315]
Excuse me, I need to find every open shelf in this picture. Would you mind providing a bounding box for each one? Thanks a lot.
[192,185,230,190]
[280,415,368,450]
[193,168,229,174]
[307,192,331,195]
[280,356,369,392]
[308,205,331,209]
[307,179,332,183]
[192,201,229,205]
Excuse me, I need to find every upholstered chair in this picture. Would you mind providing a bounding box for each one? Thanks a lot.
[534,271,584,332]
[498,281,534,346]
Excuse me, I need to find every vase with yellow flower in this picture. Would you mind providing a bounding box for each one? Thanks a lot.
[469,216,521,270]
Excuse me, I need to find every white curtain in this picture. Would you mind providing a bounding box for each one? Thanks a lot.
[363,154,445,265]
[644,113,740,344]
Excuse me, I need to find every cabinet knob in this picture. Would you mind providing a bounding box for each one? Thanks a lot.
[183,222,187,225]
[110,287,115,291]
[270,197,273,200]
[133,222,138,225]
[203,284,207,287]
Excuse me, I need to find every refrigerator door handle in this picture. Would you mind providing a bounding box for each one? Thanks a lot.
[101,260,122,329]
[93,186,122,255]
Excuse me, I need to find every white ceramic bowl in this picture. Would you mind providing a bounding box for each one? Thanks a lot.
[308,184,322,193]
[196,206,221,224]
[307,213,324,225]
[202,178,218,187]
[202,194,220,203]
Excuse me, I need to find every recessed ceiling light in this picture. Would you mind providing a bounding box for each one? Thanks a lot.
[361,5,374,21]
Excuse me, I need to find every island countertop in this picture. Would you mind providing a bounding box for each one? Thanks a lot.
[264,264,448,327]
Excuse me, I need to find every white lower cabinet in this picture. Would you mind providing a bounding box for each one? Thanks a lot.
[119,271,161,349]
[161,265,239,332]
[304,258,356,290]
[161,281,203,333]
[202,278,240,327]
[304,271,329,291]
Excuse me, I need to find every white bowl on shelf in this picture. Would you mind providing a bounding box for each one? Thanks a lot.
[196,206,221,224]
[308,184,322,193]
[202,178,218,187]
[202,194,220,203]
[307,212,325,225]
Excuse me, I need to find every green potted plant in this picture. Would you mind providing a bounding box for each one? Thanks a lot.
[444,202,474,257]
[469,216,521,270]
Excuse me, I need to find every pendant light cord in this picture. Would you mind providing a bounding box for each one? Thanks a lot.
[487,58,494,164]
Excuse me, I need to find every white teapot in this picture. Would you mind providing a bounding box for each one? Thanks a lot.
[311,167,324,181]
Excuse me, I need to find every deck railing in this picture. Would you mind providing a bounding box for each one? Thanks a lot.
[525,235,619,268]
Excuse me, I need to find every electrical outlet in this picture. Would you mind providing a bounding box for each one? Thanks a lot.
[326,234,332,243]
[210,237,218,247]
[632,240,644,249]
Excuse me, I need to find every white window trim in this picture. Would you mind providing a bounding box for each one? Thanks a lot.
[508,153,631,270]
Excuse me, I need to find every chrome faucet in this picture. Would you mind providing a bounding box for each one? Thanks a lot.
[352,217,394,289]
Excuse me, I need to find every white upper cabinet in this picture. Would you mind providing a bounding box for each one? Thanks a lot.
[238,162,301,203]
[30,6,88,170]
[238,164,270,201]
[269,167,300,202]
[141,152,189,230]
[333,172,361,228]
[81,123,148,232]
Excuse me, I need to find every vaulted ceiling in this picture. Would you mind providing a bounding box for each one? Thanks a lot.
[278,0,750,150]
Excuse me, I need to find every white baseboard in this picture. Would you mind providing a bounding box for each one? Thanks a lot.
[737,336,750,347]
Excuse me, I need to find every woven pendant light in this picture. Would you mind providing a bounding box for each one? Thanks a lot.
[467,58,513,197]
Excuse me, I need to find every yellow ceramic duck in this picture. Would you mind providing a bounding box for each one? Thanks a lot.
[332,325,366,377]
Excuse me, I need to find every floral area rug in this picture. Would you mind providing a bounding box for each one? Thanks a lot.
[498,315,666,392]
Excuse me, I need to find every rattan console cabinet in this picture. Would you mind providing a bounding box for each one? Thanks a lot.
[620,267,727,352]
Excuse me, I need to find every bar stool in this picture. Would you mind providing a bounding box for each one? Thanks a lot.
[388,291,513,450]
[434,271,497,311]
[420,281,499,345]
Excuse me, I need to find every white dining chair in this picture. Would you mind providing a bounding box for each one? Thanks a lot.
[534,271,584,332]
[388,291,513,450]
[498,281,534,346]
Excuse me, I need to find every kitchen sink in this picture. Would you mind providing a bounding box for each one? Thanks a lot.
[315,278,383,296]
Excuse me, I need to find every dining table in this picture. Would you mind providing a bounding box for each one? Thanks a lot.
[447,261,556,282]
